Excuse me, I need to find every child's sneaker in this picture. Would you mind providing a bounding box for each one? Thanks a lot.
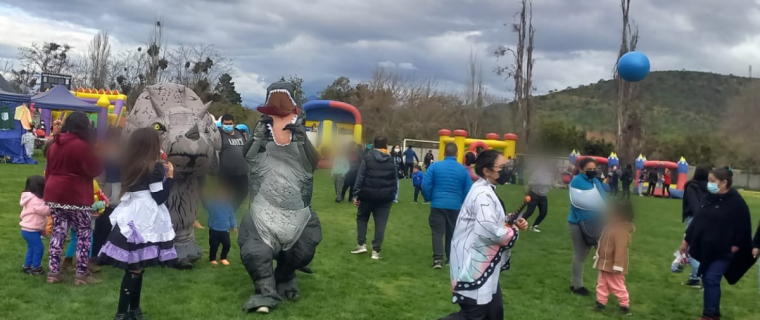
[531,225,541,233]
[30,267,45,276]
[22,265,32,274]
[210,260,218,265]
[432,260,443,269]
[129,308,146,320]
[351,244,367,254]
[220,259,230,266]
[371,251,382,260]
[620,306,631,315]
[682,279,702,289]
[595,301,606,310]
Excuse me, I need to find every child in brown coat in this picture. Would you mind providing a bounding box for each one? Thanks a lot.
[593,201,635,315]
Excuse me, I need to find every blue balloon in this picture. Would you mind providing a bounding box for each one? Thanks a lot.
[618,51,650,82]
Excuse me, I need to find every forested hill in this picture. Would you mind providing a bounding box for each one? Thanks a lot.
[490,71,758,138]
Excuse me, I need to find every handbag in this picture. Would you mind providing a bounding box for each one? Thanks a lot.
[579,218,603,247]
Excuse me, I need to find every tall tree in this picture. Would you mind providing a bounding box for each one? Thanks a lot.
[319,76,355,102]
[88,30,112,88]
[169,43,232,100]
[614,0,641,166]
[461,49,488,137]
[17,42,74,74]
[212,73,242,104]
[112,19,170,110]
[495,0,535,150]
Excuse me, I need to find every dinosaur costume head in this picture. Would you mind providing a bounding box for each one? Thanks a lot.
[258,80,300,117]
[125,83,221,178]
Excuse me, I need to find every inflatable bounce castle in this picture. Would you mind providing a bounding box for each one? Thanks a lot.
[438,129,517,163]
[568,150,688,199]
[302,99,362,163]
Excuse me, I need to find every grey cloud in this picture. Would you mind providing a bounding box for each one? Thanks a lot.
[1,0,757,104]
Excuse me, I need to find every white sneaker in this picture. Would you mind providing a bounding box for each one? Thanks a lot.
[351,244,367,254]
[256,306,270,314]
[531,225,541,233]
[371,251,382,260]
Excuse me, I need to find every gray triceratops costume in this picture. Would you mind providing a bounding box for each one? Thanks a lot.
[124,83,221,269]
[239,81,322,314]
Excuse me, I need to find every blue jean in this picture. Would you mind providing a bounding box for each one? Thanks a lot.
[21,230,44,268]
[702,259,730,317]
[394,179,399,202]
[684,217,701,281]
[65,229,93,258]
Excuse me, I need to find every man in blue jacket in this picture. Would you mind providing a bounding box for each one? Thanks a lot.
[403,145,419,179]
[422,143,473,269]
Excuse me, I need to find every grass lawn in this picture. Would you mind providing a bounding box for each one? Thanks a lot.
[1,158,759,320]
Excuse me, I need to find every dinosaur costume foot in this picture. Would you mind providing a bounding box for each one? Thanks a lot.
[243,295,278,313]
[277,277,300,301]
[173,242,202,269]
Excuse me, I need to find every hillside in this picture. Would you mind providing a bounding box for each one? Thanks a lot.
[491,71,759,139]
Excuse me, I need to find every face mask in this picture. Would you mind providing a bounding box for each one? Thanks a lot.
[222,125,234,133]
[496,167,510,185]
[394,148,400,153]
[585,170,597,180]
[707,182,720,194]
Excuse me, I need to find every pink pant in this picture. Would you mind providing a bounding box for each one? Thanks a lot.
[597,271,629,307]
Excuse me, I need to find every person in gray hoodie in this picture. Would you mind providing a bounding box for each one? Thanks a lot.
[522,161,554,233]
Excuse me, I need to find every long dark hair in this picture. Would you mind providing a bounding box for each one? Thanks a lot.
[120,128,162,197]
[56,112,91,143]
[24,175,45,198]
[691,165,711,182]
[474,150,502,178]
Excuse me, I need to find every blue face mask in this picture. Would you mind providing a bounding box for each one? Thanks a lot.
[707,182,720,194]
[222,125,234,133]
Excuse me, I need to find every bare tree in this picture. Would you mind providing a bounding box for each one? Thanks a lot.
[168,43,232,100]
[88,30,112,89]
[613,0,641,165]
[144,19,170,85]
[495,0,536,150]
[461,49,486,136]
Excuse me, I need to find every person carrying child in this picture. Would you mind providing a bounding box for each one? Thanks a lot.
[593,201,635,316]
[202,184,238,266]
[20,175,51,275]
[97,128,178,320]
[412,165,424,204]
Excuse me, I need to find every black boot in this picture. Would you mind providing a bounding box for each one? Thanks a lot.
[113,313,131,320]
[129,308,145,320]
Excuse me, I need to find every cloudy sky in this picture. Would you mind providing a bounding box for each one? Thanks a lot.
[0,0,758,106]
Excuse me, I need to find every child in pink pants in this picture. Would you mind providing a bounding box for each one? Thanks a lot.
[593,201,635,315]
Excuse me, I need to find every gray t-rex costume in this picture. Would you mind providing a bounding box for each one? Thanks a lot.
[239,81,322,314]
[124,83,221,269]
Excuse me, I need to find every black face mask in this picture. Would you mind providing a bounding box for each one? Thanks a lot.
[585,170,597,180]
[496,167,510,185]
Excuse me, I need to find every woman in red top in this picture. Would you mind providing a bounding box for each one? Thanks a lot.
[662,169,672,198]
[44,112,103,285]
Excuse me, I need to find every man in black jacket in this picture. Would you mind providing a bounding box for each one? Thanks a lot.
[351,136,398,260]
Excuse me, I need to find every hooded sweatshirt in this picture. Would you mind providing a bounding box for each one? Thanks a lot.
[44,132,103,207]
[593,222,635,274]
[685,188,755,284]
[20,192,51,232]
[353,149,398,202]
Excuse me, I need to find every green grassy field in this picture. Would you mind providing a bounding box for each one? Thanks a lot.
[1,158,759,320]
